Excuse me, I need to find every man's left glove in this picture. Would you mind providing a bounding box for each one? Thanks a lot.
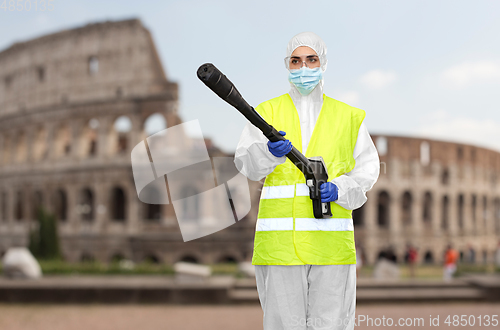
[319,182,338,203]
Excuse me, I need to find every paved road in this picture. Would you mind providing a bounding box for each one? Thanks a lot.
[1,302,499,329]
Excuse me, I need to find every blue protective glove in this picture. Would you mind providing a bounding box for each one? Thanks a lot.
[267,131,293,158]
[319,182,338,203]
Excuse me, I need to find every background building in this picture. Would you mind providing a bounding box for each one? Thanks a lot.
[0,19,499,267]
[0,19,259,265]
[355,134,500,265]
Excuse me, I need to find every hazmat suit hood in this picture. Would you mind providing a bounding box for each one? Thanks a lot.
[286,32,327,153]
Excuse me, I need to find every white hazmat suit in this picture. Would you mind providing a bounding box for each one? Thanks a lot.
[234,32,380,330]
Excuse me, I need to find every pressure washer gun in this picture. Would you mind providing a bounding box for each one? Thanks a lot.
[197,63,332,219]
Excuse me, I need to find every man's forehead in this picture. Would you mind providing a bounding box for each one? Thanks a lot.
[291,46,317,56]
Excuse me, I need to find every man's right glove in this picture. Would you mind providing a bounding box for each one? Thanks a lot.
[267,130,293,157]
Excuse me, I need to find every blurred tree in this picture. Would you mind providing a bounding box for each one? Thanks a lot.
[28,207,62,260]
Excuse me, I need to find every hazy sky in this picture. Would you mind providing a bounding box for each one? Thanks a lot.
[1,0,499,153]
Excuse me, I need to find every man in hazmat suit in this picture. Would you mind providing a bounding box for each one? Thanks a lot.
[234,32,380,329]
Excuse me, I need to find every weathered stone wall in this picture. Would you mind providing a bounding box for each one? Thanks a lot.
[356,134,500,266]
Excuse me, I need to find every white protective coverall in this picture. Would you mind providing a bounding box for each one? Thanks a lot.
[234,32,380,330]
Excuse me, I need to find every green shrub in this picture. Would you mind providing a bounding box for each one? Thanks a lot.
[28,207,62,261]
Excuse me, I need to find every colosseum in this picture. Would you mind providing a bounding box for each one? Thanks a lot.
[0,18,259,265]
[0,18,499,267]
[356,134,500,266]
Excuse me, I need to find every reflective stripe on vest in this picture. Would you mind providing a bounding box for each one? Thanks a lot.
[251,93,365,266]
[256,217,354,231]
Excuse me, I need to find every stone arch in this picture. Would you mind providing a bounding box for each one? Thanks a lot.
[482,195,488,225]
[423,191,433,224]
[143,113,167,137]
[80,252,95,263]
[423,251,434,264]
[79,188,94,221]
[401,191,412,226]
[1,190,7,222]
[494,198,500,234]
[458,194,465,229]
[375,136,388,156]
[471,194,477,226]
[14,190,23,221]
[81,118,99,157]
[377,191,390,228]
[110,186,126,221]
[2,134,12,164]
[142,185,161,221]
[52,189,67,221]
[178,255,199,264]
[420,141,430,165]
[217,255,238,264]
[15,130,27,163]
[180,185,200,221]
[33,126,47,161]
[110,253,125,263]
[441,168,450,185]
[54,123,71,158]
[31,190,43,220]
[110,115,132,154]
[143,253,161,264]
[441,195,449,230]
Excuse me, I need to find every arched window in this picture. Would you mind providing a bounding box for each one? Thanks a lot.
[79,188,94,221]
[181,186,200,221]
[376,136,388,156]
[420,141,430,165]
[53,189,67,221]
[110,187,126,221]
[441,195,449,230]
[14,190,23,221]
[81,252,95,263]
[113,116,131,154]
[144,113,167,136]
[179,255,199,264]
[144,254,161,264]
[1,191,7,222]
[377,191,390,227]
[441,168,450,185]
[423,251,434,264]
[401,191,412,227]
[32,190,43,219]
[423,192,433,224]
[218,255,237,264]
[88,56,99,75]
[458,194,464,229]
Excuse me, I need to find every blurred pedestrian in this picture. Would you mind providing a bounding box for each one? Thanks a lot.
[443,244,459,282]
[407,244,418,279]
[467,243,476,264]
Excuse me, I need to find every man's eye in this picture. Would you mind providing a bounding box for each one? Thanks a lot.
[291,59,299,64]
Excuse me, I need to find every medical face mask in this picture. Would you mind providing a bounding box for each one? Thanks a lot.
[288,67,323,96]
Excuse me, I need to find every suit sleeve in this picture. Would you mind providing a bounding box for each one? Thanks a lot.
[330,121,380,210]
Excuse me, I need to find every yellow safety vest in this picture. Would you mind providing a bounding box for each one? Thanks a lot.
[251,93,366,265]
